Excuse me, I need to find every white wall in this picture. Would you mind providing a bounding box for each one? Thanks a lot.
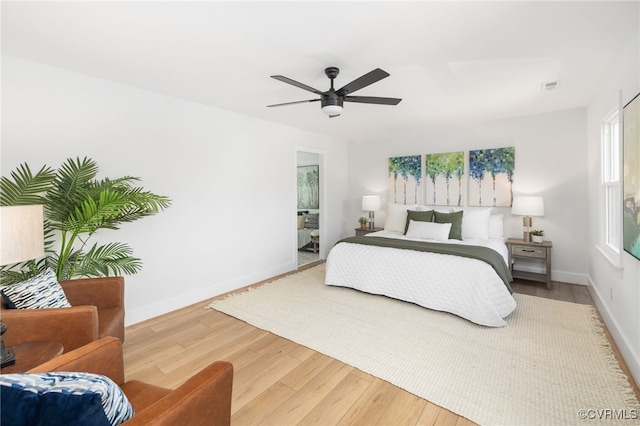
[347,108,589,285]
[1,56,350,325]
[586,27,640,384]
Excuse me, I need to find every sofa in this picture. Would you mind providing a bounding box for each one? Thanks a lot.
[1,276,125,352]
[27,337,234,425]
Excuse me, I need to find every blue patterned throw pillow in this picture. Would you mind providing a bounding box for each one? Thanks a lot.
[1,268,71,309]
[0,372,135,426]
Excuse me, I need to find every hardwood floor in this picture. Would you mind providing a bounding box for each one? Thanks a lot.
[123,268,638,425]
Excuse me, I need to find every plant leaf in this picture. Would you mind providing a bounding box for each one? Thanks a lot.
[73,242,143,278]
[0,163,55,206]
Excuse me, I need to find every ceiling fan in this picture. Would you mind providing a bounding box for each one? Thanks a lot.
[267,67,402,118]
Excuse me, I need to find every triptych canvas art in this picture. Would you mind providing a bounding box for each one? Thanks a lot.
[388,147,515,207]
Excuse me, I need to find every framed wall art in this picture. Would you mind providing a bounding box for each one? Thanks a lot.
[468,147,515,207]
[623,92,640,259]
[297,165,319,209]
[424,151,464,206]
[388,155,422,204]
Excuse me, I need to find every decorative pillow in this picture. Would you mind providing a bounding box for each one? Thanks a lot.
[0,372,135,426]
[404,210,434,234]
[434,210,464,240]
[489,214,505,239]
[406,220,452,241]
[417,205,453,213]
[297,215,306,230]
[461,208,492,239]
[384,203,417,233]
[1,268,71,309]
[304,213,319,229]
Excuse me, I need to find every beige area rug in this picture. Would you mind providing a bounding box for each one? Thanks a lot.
[207,264,640,425]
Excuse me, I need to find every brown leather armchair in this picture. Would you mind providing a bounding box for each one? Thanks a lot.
[29,337,234,426]
[1,276,125,352]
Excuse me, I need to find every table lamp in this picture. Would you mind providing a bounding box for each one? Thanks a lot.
[362,195,381,230]
[0,205,45,367]
[511,196,545,242]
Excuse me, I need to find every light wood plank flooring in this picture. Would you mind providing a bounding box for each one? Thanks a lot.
[123,265,639,425]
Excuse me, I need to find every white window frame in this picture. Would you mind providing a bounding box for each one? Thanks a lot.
[598,105,623,269]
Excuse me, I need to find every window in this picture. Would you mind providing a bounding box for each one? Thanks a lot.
[600,108,621,265]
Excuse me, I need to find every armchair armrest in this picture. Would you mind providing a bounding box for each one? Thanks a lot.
[60,276,124,311]
[0,305,99,351]
[28,336,125,385]
[123,361,234,426]
[27,336,233,426]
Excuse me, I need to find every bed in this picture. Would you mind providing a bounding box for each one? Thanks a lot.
[325,205,516,327]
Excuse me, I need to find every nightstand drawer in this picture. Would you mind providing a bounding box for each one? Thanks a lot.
[511,245,546,259]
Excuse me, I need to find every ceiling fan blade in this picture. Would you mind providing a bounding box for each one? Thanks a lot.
[271,75,325,95]
[267,99,321,107]
[344,96,402,105]
[336,68,390,96]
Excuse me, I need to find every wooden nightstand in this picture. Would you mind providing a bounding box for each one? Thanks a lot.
[355,227,383,236]
[506,238,553,289]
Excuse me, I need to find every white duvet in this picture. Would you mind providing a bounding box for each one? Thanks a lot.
[325,230,516,327]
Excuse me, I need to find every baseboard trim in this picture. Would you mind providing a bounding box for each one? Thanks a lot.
[125,261,297,326]
[587,276,640,386]
[513,265,587,285]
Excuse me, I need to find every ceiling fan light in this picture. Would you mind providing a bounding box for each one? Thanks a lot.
[322,105,342,116]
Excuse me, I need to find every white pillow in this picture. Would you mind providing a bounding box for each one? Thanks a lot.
[384,203,417,233]
[406,220,452,241]
[461,208,492,239]
[489,214,504,239]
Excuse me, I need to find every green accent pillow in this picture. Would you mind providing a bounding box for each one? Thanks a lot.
[404,210,434,234]
[434,210,464,240]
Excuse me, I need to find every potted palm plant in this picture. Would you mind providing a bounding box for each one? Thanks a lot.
[0,157,171,284]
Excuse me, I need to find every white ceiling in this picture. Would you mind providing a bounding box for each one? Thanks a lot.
[2,1,639,141]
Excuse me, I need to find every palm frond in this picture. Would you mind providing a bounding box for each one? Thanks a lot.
[102,189,172,224]
[46,157,99,224]
[0,163,55,206]
[0,259,47,285]
[53,189,131,234]
[73,242,143,278]
[43,219,57,254]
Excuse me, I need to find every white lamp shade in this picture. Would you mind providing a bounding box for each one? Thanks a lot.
[0,205,45,266]
[511,196,545,216]
[362,195,381,212]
